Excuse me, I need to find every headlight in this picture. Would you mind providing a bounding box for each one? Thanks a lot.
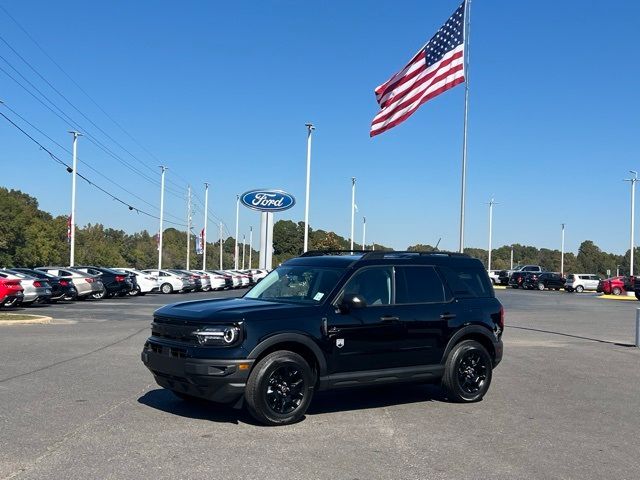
[193,326,242,346]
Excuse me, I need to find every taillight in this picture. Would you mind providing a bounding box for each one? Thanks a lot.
[33,281,42,287]
[85,278,94,283]
[59,280,69,286]
[115,275,125,282]
[499,306,505,329]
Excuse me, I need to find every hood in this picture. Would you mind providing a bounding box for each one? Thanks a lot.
[154,297,317,323]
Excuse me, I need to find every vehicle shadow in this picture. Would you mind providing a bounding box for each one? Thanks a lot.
[137,389,248,425]
[138,383,447,426]
[508,325,637,347]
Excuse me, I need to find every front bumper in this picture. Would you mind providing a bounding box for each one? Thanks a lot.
[141,342,253,404]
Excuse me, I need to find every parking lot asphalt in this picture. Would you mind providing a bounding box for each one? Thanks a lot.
[1,289,639,480]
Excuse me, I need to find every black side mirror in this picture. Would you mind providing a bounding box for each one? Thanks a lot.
[339,293,367,313]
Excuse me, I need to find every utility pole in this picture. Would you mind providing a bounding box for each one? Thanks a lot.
[186,185,191,270]
[234,195,240,270]
[158,166,167,269]
[303,123,314,252]
[249,226,253,268]
[350,177,356,251]
[510,245,514,270]
[68,131,81,266]
[203,183,209,270]
[362,216,367,251]
[487,198,496,271]
[625,171,638,276]
[561,223,565,277]
[219,221,223,270]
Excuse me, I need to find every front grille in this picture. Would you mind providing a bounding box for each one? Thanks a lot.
[151,316,205,344]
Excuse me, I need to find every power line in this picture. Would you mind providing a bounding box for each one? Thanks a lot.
[0,109,187,228]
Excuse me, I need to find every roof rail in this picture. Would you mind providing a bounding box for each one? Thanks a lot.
[361,250,470,260]
[300,250,368,257]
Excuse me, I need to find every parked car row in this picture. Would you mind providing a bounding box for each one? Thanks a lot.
[0,265,268,309]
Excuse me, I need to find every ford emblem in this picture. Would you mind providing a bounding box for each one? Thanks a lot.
[240,189,296,212]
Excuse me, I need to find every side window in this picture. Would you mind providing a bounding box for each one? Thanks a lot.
[439,266,493,298]
[340,267,392,306]
[395,266,447,304]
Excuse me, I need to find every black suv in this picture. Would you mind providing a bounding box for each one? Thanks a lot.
[74,266,133,299]
[524,272,565,291]
[141,251,504,425]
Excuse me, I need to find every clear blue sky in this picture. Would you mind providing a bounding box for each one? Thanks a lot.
[0,0,638,254]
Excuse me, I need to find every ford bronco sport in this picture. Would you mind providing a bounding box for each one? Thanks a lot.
[141,250,504,425]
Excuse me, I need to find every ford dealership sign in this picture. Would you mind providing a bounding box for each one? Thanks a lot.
[240,189,296,212]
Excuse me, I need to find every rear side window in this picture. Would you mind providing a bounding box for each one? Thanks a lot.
[567,274,575,280]
[439,266,493,298]
[395,266,447,304]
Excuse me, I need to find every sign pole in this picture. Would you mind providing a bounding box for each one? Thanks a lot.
[234,195,240,270]
[303,123,314,252]
[350,177,356,251]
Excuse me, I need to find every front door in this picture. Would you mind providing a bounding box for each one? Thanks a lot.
[326,266,406,373]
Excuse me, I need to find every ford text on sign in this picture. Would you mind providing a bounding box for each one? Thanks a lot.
[240,189,296,212]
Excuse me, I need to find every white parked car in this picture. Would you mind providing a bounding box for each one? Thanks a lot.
[564,274,600,293]
[247,269,269,283]
[143,269,189,294]
[190,270,213,291]
[487,270,500,285]
[113,268,159,295]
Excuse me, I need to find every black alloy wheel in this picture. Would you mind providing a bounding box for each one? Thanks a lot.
[245,351,315,426]
[128,286,141,297]
[538,282,545,291]
[442,340,492,403]
[91,289,107,300]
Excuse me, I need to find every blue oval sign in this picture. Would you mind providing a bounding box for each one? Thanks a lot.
[240,189,296,212]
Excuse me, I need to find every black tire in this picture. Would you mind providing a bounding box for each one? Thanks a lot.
[245,351,315,426]
[442,340,492,403]
[128,286,141,297]
[537,283,545,291]
[612,287,622,296]
[575,285,584,293]
[160,283,173,294]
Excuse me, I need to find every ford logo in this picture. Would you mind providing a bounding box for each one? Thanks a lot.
[240,189,296,212]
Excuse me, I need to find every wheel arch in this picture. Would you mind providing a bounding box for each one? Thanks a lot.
[441,325,498,366]
[247,333,327,377]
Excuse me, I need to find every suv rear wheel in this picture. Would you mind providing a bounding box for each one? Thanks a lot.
[442,340,492,403]
[245,350,315,426]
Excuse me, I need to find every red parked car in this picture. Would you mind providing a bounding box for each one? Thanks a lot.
[597,276,634,295]
[0,278,24,307]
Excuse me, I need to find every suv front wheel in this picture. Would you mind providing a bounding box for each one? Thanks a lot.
[442,340,492,403]
[245,350,315,426]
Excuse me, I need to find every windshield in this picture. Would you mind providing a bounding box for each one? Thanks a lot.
[244,265,345,304]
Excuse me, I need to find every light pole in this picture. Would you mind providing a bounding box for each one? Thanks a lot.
[219,221,223,270]
[350,177,356,251]
[487,198,496,271]
[510,245,514,270]
[203,183,209,270]
[249,226,253,268]
[303,123,314,252]
[68,131,81,266]
[242,234,246,269]
[186,185,191,270]
[625,171,638,276]
[158,166,167,270]
[362,216,367,251]
[561,223,565,277]
[234,195,240,270]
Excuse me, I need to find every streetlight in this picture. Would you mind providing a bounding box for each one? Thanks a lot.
[350,177,356,251]
[487,198,496,271]
[624,171,638,276]
[561,223,565,277]
[303,123,314,252]
[68,131,82,266]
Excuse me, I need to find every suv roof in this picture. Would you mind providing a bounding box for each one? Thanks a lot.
[287,250,478,268]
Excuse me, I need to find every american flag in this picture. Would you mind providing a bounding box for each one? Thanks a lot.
[370,2,466,137]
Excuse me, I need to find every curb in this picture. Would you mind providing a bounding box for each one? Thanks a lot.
[0,315,53,325]
[493,285,507,290]
[596,295,637,302]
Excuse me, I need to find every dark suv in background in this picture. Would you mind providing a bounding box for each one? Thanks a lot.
[142,250,504,426]
[74,266,133,299]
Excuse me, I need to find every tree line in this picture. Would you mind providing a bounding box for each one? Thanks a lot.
[1,187,636,276]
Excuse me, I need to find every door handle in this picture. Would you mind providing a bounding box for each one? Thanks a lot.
[380,315,400,323]
[440,313,456,320]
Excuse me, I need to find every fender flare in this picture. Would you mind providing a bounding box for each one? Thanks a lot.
[441,324,497,363]
[247,332,328,376]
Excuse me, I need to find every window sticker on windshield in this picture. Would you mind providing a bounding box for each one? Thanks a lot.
[313,292,324,301]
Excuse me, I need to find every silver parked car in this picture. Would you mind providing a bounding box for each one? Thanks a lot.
[36,267,104,299]
[0,269,52,306]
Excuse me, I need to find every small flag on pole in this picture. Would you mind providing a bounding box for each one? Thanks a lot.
[370,2,466,137]
[196,229,204,255]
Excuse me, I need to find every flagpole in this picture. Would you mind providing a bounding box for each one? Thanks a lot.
[458,0,472,253]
